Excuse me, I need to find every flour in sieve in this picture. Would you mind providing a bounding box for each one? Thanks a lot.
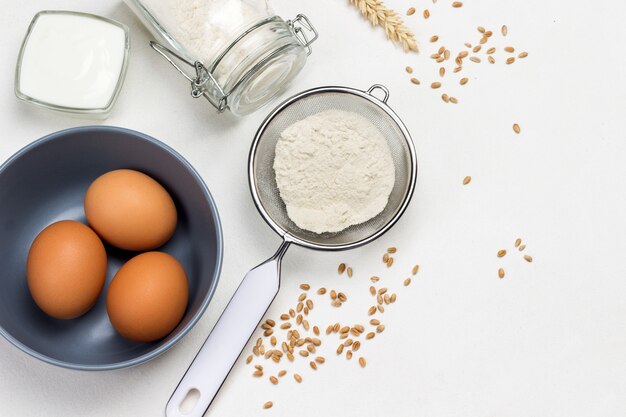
[273,110,396,234]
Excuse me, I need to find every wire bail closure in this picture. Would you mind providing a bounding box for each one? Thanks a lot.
[149,14,318,113]
[288,14,318,56]
[150,41,228,112]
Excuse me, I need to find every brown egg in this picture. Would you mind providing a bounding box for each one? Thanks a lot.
[106,252,188,342]
[26,220,107,320]
[84,169,177,251]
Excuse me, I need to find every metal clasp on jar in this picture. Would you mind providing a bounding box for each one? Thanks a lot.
[150,14,318,113]
[150,42,229,112]
[288,14,318,56]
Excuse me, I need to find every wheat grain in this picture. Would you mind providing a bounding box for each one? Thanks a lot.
[350,0,419,53]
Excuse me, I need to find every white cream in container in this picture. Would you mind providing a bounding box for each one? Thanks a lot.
[15,11,130,118]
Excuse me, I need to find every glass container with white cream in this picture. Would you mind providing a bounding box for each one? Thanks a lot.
[15,11,130,119]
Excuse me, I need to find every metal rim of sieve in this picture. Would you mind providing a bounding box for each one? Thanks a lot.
[248,84,418,251]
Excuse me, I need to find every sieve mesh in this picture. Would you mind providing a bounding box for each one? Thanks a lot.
[251,87,416,249]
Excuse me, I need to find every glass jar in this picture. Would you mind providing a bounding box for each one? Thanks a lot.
[123,0,317,116]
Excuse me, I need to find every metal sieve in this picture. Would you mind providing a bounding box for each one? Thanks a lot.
[166,84,417,417]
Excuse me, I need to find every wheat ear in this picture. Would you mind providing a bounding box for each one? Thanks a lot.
[349,0,419,53]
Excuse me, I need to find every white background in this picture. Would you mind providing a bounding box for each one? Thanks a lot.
[1,0,625,416]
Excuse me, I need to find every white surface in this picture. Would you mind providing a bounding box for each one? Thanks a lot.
[18,12,126,109]
[0,1,625,416]
[167,257,281,417]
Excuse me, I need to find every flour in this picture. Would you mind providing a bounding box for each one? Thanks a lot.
[135,0,271,83]
[273,110,396,234]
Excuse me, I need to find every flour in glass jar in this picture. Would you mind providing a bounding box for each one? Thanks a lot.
[273,110,396,234]
[136,0,272,82]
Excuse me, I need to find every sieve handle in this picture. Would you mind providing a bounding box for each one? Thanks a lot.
[165,241,290,417]
[366,84,390,103]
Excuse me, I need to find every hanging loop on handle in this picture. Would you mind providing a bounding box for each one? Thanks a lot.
[288,14,319,56]
[149,41,228,112]
[165,240,291,417]
[366,84,390,103]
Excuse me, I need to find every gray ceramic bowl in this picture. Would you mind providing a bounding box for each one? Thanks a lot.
[0,126,223,370]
